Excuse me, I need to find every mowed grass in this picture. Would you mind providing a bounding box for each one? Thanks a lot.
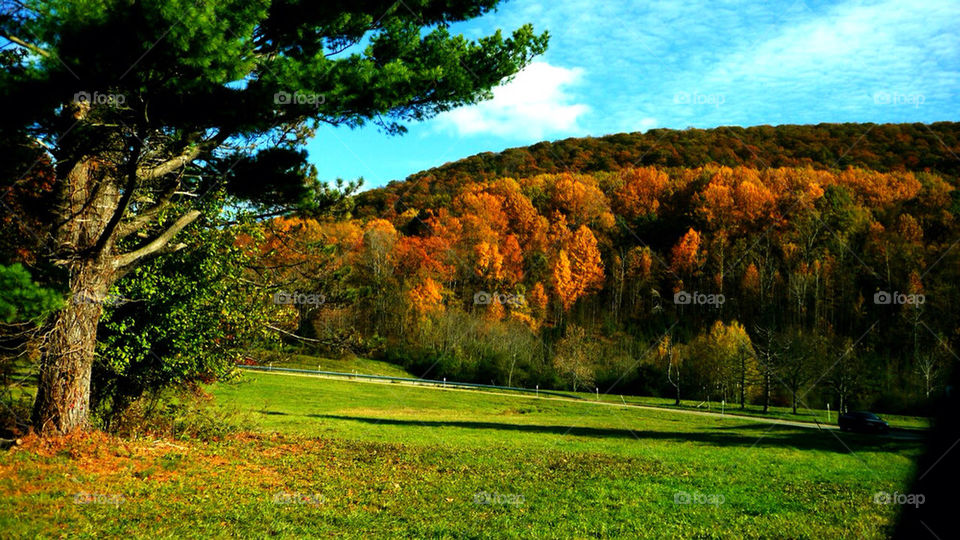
[251,353,415,378]
[583,393,931,430]
[247,352,931,430]
[1,371,924,538]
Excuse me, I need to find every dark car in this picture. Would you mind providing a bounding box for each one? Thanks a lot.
[838,411,890,433]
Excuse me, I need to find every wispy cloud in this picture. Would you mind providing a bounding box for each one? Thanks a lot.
[434,62,590,139]
[465,0,959,131]
[309,0,960,187]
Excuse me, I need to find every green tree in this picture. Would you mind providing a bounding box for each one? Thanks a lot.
[93,221,275,427]
[0,264,63,324]
[778,328,827,415]
[1,0,547,434]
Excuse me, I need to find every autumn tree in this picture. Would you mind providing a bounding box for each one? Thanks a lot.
[707,320,756,408]
[670,228,704,275]
[614,167,670,219]
[553,325,595,392]
[657,335,683,406]
[552,226,605,312]
[1,0,547,434]
[407,277,444,319]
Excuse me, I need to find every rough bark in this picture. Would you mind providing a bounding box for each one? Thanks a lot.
[31,260,115,433]
[31,135,200,434]
[32,157,121,434]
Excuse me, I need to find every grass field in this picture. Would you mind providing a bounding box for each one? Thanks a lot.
[250,353,415,378]
[589,394,931,430]
[247,354,931,430]
[0,369,925,538]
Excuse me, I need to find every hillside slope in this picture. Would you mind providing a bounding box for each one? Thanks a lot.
[357,122,960,215]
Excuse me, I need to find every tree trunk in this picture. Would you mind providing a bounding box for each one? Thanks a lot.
[762,370,770,413]
[739,355,746,409]
[32,156,120,434]
[32,260,115,433]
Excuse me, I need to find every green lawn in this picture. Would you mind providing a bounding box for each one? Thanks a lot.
[245,352,932,431]
[246,352,415,378]
[1,370,924,538]
[583,393,931,430]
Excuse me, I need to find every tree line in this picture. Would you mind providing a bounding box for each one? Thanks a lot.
[245,163,959,415]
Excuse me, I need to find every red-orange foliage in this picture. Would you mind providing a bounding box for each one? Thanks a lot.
[501,234,525,284]
[616,167,670,218]
[395,235,455,281]
[408,277,444,317]
[670,228,704,274]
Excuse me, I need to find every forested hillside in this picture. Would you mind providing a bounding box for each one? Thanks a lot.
[357,122,960,217]
[242,123,960,415]
[6,123,958,418]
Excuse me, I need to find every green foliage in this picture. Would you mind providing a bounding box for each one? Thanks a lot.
[386,310,552,387]
[92,224,276,419]
[2,0,548,145]
[0,264,62,324]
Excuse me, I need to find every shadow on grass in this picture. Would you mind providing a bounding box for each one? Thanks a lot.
[312,414,922,454]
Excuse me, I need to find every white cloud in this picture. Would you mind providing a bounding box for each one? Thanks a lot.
[435,61,590,139]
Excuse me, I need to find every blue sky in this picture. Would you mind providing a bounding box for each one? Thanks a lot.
[308,0,960,189]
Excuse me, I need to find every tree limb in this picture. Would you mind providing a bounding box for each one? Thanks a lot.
[113,210,201,269]
[95,135,144,253]
[2,34,50,57]
[116,177,182,239]
[136,146,202,181]
[265,324,328,344]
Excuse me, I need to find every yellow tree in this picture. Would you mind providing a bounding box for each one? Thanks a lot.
[553,325,595,392]
[552,226,605,312]
[615,167,671,218]
[568,226,605,293]
[708,320,757,408]
[408,277,444,319]
[553,249,577,312]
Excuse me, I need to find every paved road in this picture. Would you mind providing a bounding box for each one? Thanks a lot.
[244,367,926,440]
